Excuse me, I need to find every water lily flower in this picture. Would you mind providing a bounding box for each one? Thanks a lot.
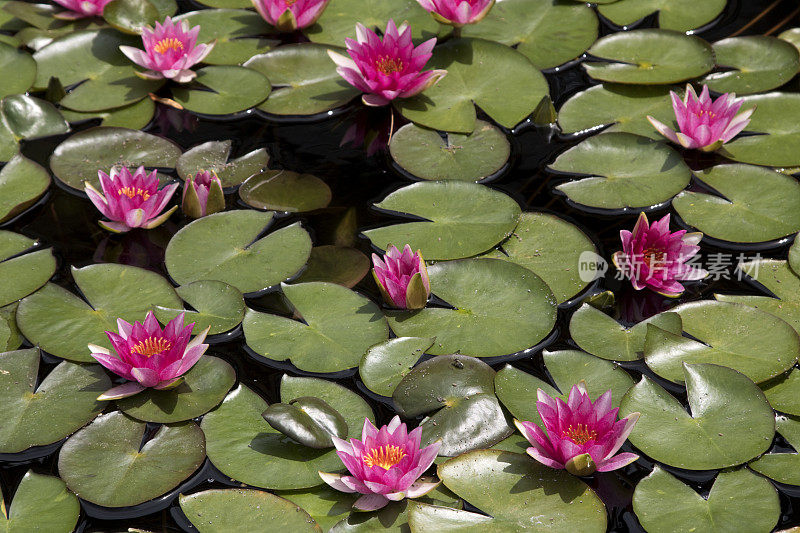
[416,0,495,27]
[328,20,447,107]
[181,170,225,219]
[647,84,755,151]
[119,17,215,83]
[251,0,330,32]
[372,244,430,309]
[84,166,179,233]
[319,416,441,511]
[89,311,210,400]
[612,213,707,297]
[515,383,640,476]
[52,0,112,19]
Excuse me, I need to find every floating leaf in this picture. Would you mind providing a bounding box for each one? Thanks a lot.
[0,303,21,352]
[293,246,369,288]
[279,486,358,531]
[239,170,332,212]
[0,41,35,98]
[702,36,800,95]
[154,281,245,335]
[330,492,461,533]
[598,0,726,31]
[0,471,80,533]
[0,231,55,308]
[0,154,49,224]
[176,140,269,188]
[359,336,434,397]
[103,0,159,34]
[175,9,276,66]
[60,97,156,130]
[750,414,800,486]
[1,94,69,140]
[172,66,271,115]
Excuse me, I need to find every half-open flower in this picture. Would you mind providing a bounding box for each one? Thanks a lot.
[515,383,640,476]
[52,0,112,19]
[416,0,495,27]
[372,244,430,309]
[181,170,225,219]
[319,416,440,511]
[89,311,210,400]
[119,17,215,83]
[647,84,755,151]
[612,212,707,297]
[328,20,447,107]
[251,0,330,32]
[84,165,179,233]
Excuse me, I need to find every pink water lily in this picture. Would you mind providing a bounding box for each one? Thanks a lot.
[251,0,330,31]
[181,170,225,219]
[612,213,707,297]
[52,0,112,19]
[319,416,441,511]
[416,0,495,27]
[119,17,215,83]
[515,383,640,476]
[647,84,755,151]
[372,244,430,309]
[328,20,447,107]
[89,311,210,400]
[84,165,179,233]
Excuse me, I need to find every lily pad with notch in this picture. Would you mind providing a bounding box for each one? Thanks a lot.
[598,0,727,32]
[750,414,800,486]
[0,471,80,533]
[0,42,35,99]
[176,140,269,188]
[329,489,462,533]
[175,9,277,66]
[0,154,50,225]
[60,97,156,130]
[278,485,358,531]
[701,36,800,95]
[0,95,70,162]
[0,304,22,352]
[359,336,434,397]
[292,246,369,288]
[239,170,332,212]
[172,65,271,115]
[0,231,55,308]
[154,280,246,335]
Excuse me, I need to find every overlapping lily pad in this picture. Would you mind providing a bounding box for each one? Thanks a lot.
[165,210,312,293]
[172,66,271,115]
[598,0,727,31]
[549,132,691,210]
[0,95,70,162]
[244,282,389,373]
[59,97,156,130]
[359,336,433,397]
[103,0,159,34]
[279,486,358,531]
[387,258,556,357]
[750,414,800,485]
[0,231,55,308]
[293,246,370,288]
[0,154,49,224]
[0,42,35,98]
[154,281,245,335]
[363,181,521,260]
[702,36,800,95]
[330,491,462,532]
[176,140,269,188]
[239,170,332,212]
[0,471,80,533]
[175,9,275,66]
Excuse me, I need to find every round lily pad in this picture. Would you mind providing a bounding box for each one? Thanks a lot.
[58,411,206,507]
[330,492,462,533]
[0,42,35,98]
[16,263,180,362]
[750,414,800,485]
[549,132,691,210]
[0,231,55,308]
[239,170,332,212]
[389,121,510,182]
[176,140,269,188]
[245,43,360,116]
[461,0,597,70]
[0,348,110,453]
[244,282,389,373]
[172,66,271,115]
[633,466,779,533]
[387,258,556,357]
[201,376,374,490]
[154,281,245,335]
[278,486,359,531]
[619,363,775,470]
[363,181,521,261]
[0,303,21,352]
[673,164,800,244]
[179,489,321,533]
[1,94,69,141]
[293,246,370,288]
[359,336,434,397]
[164,210,312,294]
[49,126,181,191]
[116,355,236,423]
[103,0,159,34]
[395,38,549,133]
[598,0,726,31]
[584,29,714,84]
[60,97,156,130]
[0,154,49,224]
[702,36,800,95]
[0,471,80,533]
[175,10,276,66]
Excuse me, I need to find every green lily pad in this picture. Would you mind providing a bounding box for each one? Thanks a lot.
[0,42,35,99]
[461,0,598,70]
[760,369,800,416]
[395,38,549,133]
[103,0,158,34]
[60,97,156,130]
[485,212,596,303]
[245,43,360,116]
[239,170,332,212]
[790,238,800,274]
[632,466,779,533]
[494,350,635,425]
[116,356,236,423]
[172,66,271,115]
[387,258,556,357]
[0,304,21,352]
[58,412,205,507]
[0,154,50,224]
[584,29,714,84]
[0,471,80,533]
[549,132,691,210]
[330,491,462,533]
[569,303,683,361]
[49,126,181,191]
[2,1,67,29]
[293,246,370,288]
[201,376,374,490]
[701,36,800,95]
[673,164,800,243]
[359,336,434,397]
[598,0,726,31]
[644,300,799,384]
[176,140,269,188]
[175,10,277,66]
[192,0,250,9]
[393,354,512,456]
[244,281,389,373]
[0,348,110,453]
[389,121,510,182]
[279,486,359,531]
[165,210,312,294]
[1,94,69,141]
[179,489,321,533]
[619,363,775,470]
[0,231,55,308]
[750,414,800,485]
[16,263,180,362]
[363,181,521,260]
[780,27,800,52]
[154,281,245,335]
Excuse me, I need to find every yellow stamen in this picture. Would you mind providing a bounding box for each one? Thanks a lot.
[362,445,406,469]
[131,337,172,358]
[117,187,151,201]
[375,56,404,75]
[153,37,184,55]
[563,424,597,446]
[284,0,298,4]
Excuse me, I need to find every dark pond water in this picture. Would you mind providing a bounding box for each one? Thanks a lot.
[2,0,800,530]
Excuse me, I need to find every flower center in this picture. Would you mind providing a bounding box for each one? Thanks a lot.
[642,247,666,268]
[697,109,716,119]
[284,0,298,5]
[117,187,151,201]
[362,445,406,469]
[131,337,172,358]
[563,424,597,446]
[375,56,404,75]
[153,37,184,55]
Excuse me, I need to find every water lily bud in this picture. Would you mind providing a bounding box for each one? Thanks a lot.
[182,170,225,219]
[251,0,330,31]
[416,0,495,27]
[372,245,431,309]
